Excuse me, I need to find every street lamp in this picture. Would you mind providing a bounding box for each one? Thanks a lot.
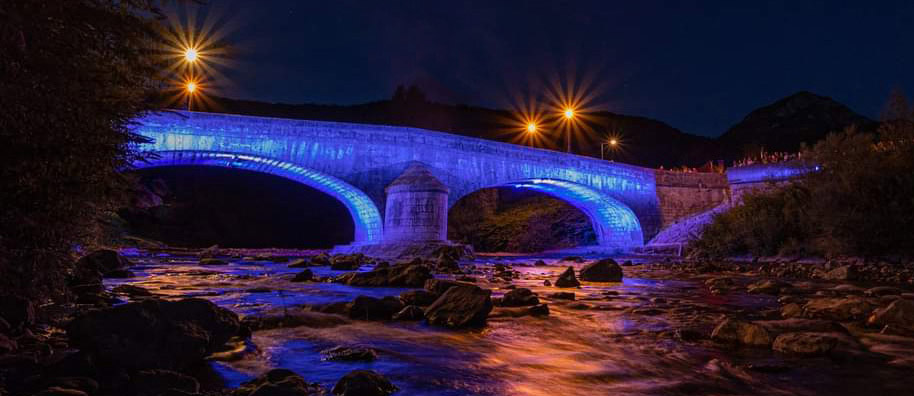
[185,81,198,110]
[601,137,620,160]
[560,107,577,153]
[184,47,199,63]
[526,122,537,134]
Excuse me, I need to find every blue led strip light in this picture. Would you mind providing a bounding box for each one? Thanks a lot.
[132,151,383,244]
[506,178,644,249]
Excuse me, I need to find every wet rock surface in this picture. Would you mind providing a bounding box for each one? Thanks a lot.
[11,250,914,396]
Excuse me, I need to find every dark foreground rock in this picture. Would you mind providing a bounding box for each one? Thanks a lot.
[349,296,404,321]
[335,264,431,287]
[74,249,133,279]
[234,368,325,396]
[710,318,772,347]
[554,267,580,288]
[292,269,314,282]
[330,254,365,271]
[332,370,397,396]
[424,284,493,328]
[67,298,240,371]
[579,259,623,282]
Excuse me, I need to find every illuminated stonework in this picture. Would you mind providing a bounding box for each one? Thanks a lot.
[130,110,802,251]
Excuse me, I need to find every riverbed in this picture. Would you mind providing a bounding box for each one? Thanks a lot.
[106,252,914,395]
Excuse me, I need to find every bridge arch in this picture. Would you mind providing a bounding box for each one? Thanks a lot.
[452,178,644,250]
[132,150,383,245]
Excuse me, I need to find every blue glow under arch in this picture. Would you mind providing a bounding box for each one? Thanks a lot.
[459,179,644,250]
[132,150,383,244]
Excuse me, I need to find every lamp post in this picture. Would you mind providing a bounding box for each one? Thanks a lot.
[562,107,575,153]
[185,81,197,110]
[601,138,619,160]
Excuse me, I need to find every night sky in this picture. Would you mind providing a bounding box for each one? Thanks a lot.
[202,1,914,137]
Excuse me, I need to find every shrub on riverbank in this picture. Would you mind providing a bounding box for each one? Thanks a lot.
[0,1,168,300]
[692,118,914,258]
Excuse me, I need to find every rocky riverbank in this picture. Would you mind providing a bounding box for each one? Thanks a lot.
[2,248,914,395]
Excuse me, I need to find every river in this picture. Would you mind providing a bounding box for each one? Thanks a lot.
[106,252,914,395]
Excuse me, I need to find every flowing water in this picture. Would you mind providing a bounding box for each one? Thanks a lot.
[107,253,914,395]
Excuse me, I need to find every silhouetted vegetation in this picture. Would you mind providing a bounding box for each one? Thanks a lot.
[0,1,168,300]
[692,92,914,258]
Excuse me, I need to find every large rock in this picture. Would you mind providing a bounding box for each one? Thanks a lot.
[392,305,424,321]
[579,259,623,282]
[331,370,397,396]
[802,297,878,321]
[710,318,772,347]
[291,269,314,282]
[330,254,364,271]
[0,295,35,333]
[67,298,240,371]
[75,249,131,278]
[399,290,438,307]
[424,285,493,328]
[335,264,431,287]
[868,299,914,329]
[772,332,839,356]
[500,288,539,307]
[553,267,580,288]
[310,253,332,266]
[820,265,858,281]
[348,296,404,321]
[233,368,325,396]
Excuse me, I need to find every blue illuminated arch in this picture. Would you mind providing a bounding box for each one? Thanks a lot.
[465,179,644,250]
[132,151,383,244]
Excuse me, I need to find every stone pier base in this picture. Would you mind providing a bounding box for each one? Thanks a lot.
[331,241,474,260]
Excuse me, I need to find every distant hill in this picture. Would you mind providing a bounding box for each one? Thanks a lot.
[193,89,873,168]
[716,91,875,161]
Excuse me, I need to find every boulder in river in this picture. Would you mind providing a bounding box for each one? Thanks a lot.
[424,284,493,328]
[75,249,131,278]
[802,297,878,321]
[332,370,398,396]
[772,332,839,356]
[330,254,364,270]
[554,267,580,288]
[349,296,404,321]
[292,269,314,282]
[66,298,240,371]
[310,253,332,266]
[867,299,914,330]
[399,290,438,306]
[578,259,623,282]
[710,318,772,347]
[820,265,859,281]
[335,263,432,287]
[234,368,325,396]
[288,259,311,268]
[424,278,475,296]
[500,288,540,307]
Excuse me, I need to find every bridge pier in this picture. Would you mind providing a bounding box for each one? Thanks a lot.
[382,162,450,243]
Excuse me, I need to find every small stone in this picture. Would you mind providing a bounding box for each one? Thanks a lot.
[288,259,310,268]
[549,292,575,300]
[554,267,580,288]
[821,265,858,281]
[321,346,377,362]
[500,288,539,307]
[781,303,802,318]
[747,279,789,294]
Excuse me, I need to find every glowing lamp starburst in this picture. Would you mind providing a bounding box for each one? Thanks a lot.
[186,81,197,93]
[563,108,575,119]
[184,47,199,63]
[526,122,537,133]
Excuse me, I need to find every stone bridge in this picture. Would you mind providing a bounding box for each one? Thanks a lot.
[132,111,731,252]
